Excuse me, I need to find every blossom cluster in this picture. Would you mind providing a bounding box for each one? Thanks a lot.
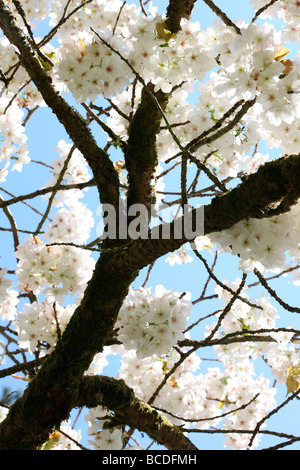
[83,277,287,452]
[115,285,192,358]
[105,24,285,182]
[42,140,94,244]
[85,406,123,450]
[210,203,300,273]
[109,276,298,450]
[6,0,48,30]
[15,301,75,354]
[115,345,276,450]
[15,235,95,304]
[106,59,253,171]
[13,230,95,353]
[13,137,95,307]
[53,1,215,101]
[82,273,298,452]
[48,0,300,205]
[203,19,300,168]
[51,422,82,450]
[250,0,300,42]
[38,421,82,450]
[0,92,30,179]
[206,278,300,448]
[44,139,92,208]
[12,140,96,353]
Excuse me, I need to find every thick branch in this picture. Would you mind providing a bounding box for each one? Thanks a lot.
[1,0,299,452]
[0,250,138,449]
[1,151,299,449]
[77,375,198,451]
[201,0,241,34]
[166,0,198,33]
[204,153,300,232]
[107,153,300,275]
[125,84,169,212]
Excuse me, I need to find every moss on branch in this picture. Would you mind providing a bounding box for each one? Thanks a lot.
[77,376,198,450]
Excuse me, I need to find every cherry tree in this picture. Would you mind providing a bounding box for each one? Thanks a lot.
[1,0,300,451]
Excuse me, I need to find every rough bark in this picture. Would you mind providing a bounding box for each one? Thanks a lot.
[0,251,137,450]
[166,0,198,32]
[107,153,300,276]
[125,83,170,214]
[77,376,198,451]
[0,0,300,451]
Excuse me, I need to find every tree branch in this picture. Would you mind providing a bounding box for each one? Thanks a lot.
[166,0,198,33]
[0,180,95,209]
[1,0,300,452]
[106,153,300,276]
[0,247,137,449]
[125,83,169,213]
[77,375,198,450]
[201,0,241,34]
[91,30,171,215]
[1,151,297,449]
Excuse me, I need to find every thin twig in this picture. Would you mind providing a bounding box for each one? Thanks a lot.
[251,0,280,23]
[37,0,94,49]
[34,145,76,235]
[254,268,300,313]
[153,393,259,424]
[248,265,300,288]
[58,428,91,450]
[201,0,241,34]
[81,102,127,151]
[11,0,54,68]
[0,180,95,209]
[204,273,247,342]
[186,100,245,154]
[0,187,52,218]
[248,388,300,449]
[22,106,39,126]
[112,1,126,35]
[181,154,188,209]
[192,249,262,310]
[180,327,300,349]
[147,344,200,406]
[0,357,46,378]
[192,251,218,306]
[262,437,300,451]
[0,194,19,251]
[139,0,148,16]
[141,261,155,288]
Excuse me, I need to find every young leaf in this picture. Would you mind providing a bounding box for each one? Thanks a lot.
[286,366,300,395]
[275,47,290,61]
[155,22,176,42]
